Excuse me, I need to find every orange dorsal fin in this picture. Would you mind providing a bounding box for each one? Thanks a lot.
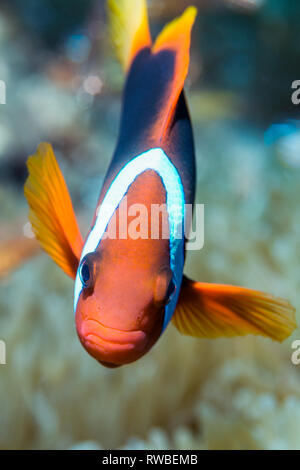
[24,143,83,279]
[151,6,197,139]
[172,276,296,342]
[107,0,152,73]
[108,3,197,145]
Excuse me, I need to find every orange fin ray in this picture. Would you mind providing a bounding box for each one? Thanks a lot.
[24,143,83,279]
[151,6,197,139]
[172,276,297,342]
[107,0,152,73]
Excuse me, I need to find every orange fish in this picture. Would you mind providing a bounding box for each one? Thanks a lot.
[24,0,296,368]
[0,236,39,279]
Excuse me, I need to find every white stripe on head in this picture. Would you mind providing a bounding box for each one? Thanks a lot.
[74,148,185,331]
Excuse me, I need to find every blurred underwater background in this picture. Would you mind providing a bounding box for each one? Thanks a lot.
[0,0,300,450]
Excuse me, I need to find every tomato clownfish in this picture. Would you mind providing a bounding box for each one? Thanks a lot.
[24,0,296,368]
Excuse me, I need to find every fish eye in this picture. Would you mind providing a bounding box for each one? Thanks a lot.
[79,253,98,289]
[80,261,90,285]
[166,278,176,303]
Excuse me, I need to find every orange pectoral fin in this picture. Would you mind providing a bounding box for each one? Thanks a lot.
[24,143,83,279]
[172,276,297,342]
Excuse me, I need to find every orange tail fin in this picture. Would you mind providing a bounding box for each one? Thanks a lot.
[108,2,197,143]
[107,0,152,73]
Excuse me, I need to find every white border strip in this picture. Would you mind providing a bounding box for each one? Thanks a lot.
[74,148,185,331]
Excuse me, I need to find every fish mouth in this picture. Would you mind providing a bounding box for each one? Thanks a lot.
[76,318,149,366]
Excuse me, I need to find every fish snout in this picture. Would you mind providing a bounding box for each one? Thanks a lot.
[75,314,152,367]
